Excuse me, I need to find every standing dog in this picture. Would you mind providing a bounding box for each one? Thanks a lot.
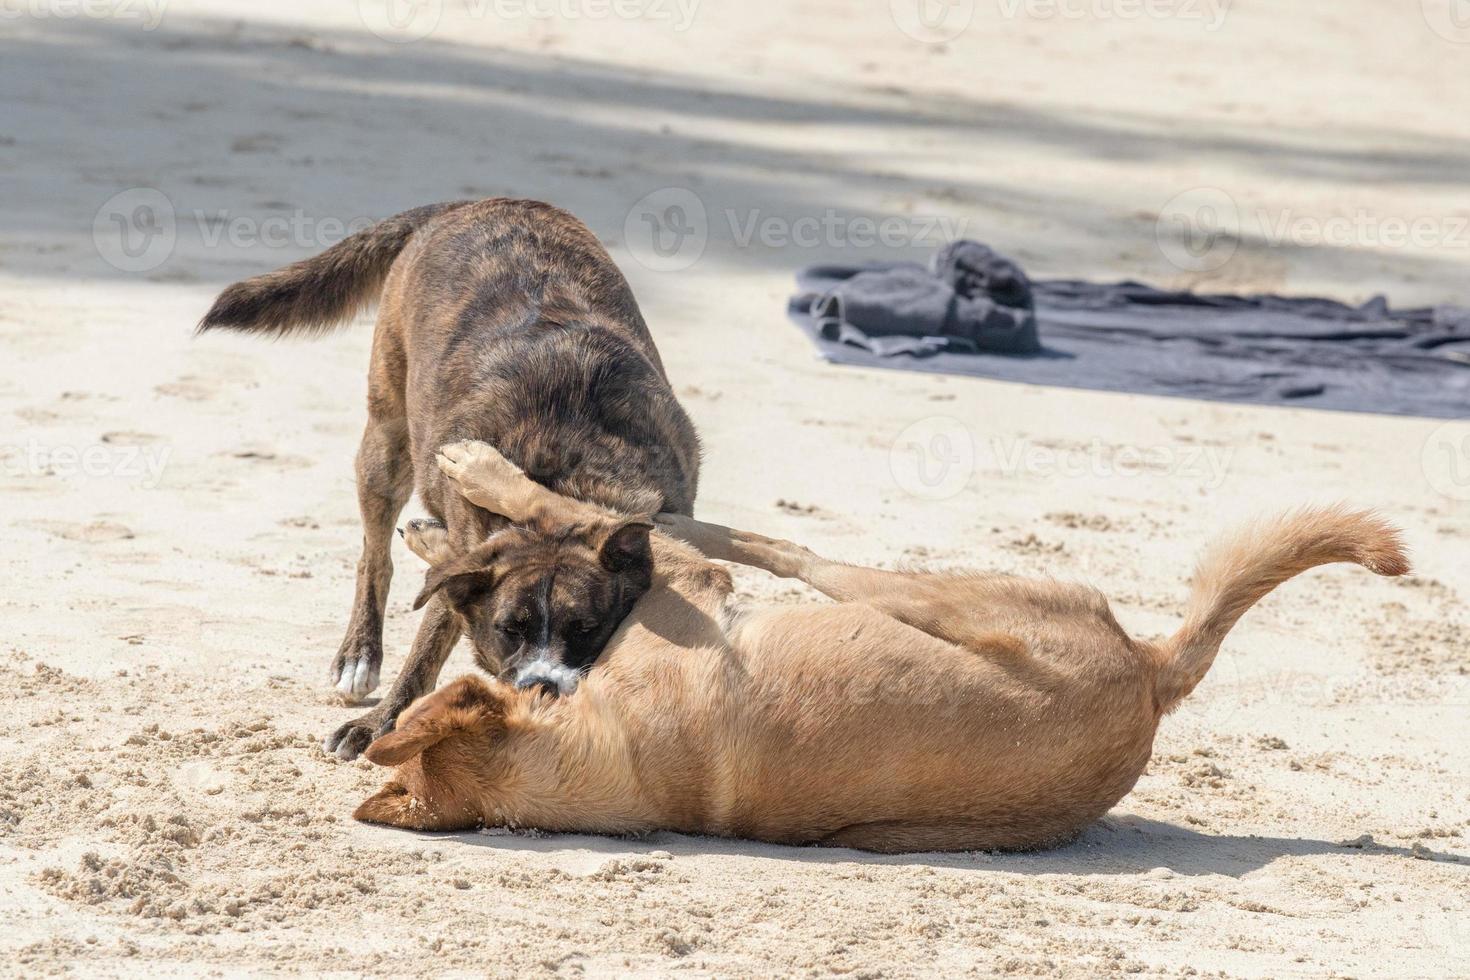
[199,200,700,760]
[356,441,1407,853]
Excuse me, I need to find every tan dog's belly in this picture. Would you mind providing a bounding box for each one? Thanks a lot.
[624,603,1159,852]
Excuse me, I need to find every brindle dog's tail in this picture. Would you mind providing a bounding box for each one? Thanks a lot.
[1154,505,1408,715]
[197,201,472,338]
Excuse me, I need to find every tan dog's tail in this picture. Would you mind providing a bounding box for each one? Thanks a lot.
[197,201,471,338]
[1155,505,1408,714]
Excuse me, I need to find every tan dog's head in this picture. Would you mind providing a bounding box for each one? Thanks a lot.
[404,509,652,698]
[354,675,513,831]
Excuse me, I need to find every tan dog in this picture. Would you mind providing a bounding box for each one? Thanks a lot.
[355,441,1408,853]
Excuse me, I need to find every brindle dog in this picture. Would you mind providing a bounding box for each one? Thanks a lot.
[199,199,699,760]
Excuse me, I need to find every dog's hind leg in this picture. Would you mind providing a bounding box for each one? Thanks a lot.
[330,412,413,702]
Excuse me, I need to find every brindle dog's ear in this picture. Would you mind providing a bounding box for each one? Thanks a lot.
[362,676,505,768]
[598,520,654,573]
[412,539,501,611]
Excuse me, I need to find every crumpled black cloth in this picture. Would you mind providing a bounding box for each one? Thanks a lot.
[805,240,1040,356]
[789,241,1470,418]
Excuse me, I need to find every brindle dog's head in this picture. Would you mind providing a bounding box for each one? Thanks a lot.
[405,513,652,697]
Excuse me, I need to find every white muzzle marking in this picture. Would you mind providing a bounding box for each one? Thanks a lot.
[513,659,580,696]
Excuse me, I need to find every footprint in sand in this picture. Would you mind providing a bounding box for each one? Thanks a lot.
[230,132,284,154]
[100,430,163,445]
[155,377,216,402]
[30,520,136,542]
[175,761,230,797]
[215,447,314,470]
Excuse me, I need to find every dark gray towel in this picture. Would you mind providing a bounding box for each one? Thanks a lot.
[806,239,1041,357]
[930,239,1034,310]
[789,243,1470,419]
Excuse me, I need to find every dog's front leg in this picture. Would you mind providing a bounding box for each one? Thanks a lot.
[329,416,414,703]
[323,594,462,761]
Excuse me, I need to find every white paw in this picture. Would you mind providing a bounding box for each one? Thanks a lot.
[331,655,380,703]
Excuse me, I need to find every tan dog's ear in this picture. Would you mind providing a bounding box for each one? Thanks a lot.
[400,518,453,565]
[352,781,422,827]
[599,520,654,573]
[362,675,505,767]
[412,539,501,611]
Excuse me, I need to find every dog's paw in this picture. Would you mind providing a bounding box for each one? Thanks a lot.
[323,709,393,762]
[329,646,381,704]
[400,518,451,564]
[436,441,530,512]
[437,439,513,465]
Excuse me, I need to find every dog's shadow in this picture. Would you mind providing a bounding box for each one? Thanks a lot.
[421,813,1459,879]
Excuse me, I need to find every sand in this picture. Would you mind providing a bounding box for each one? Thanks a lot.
[2,0,1468,975]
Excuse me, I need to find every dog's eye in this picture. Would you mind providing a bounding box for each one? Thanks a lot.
[496,620,525,638]
[576,619,598,634]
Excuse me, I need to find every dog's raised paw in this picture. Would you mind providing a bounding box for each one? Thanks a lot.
[400,518,452,564]
[436,441,526,495]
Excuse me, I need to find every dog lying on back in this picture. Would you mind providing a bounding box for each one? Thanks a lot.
[355,441,1408,853]
[199,200,700,760]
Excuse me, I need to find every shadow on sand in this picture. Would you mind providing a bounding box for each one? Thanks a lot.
[5,13,1470,295]
[377,812,1463,879]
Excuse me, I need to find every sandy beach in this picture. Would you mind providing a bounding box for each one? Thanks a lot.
[2,0,1468,974]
